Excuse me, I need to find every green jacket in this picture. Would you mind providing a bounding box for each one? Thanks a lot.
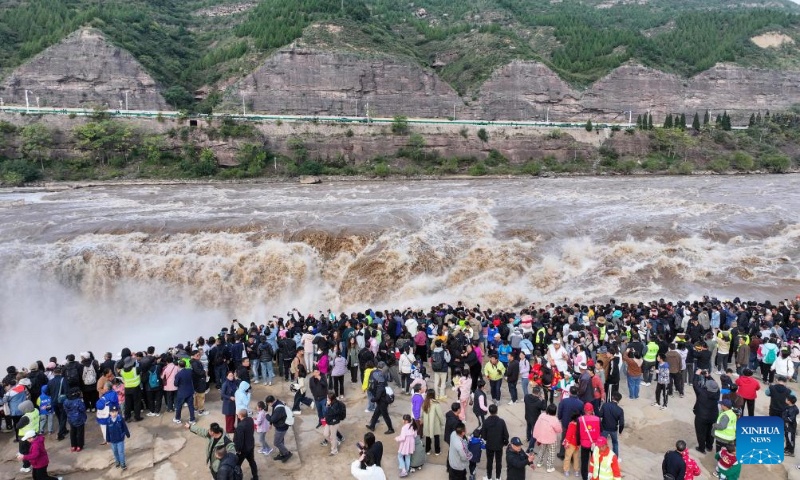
[189,424,236,474]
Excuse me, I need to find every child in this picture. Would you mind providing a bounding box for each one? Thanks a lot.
[112,378,126,413]
[63,387,87,452]
[784,396,799,457]
[395,414,418,477]
[453,370,472,421]
[411,385,424,423]
[715,444,741,480]
[37,385,54,435]
[653,354,670,409]
[467,428,484,480]
[106,405,130,470]
[254,401,274,455]
[408,362,427,394]
[557,371,574,399]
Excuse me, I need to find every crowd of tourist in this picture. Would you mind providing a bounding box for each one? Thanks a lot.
[2,296,800,480]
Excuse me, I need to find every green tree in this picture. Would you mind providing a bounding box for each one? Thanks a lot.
[730,152,754,171]
[748,113,756,127]
[21,124,52,171]
[164,86,194,109]
[679,113,686,130]
[664,114,673,129]
[391,115,409,135]
[73,121,133,165]
[760,154,791,173]
[477,128,489,142]
[636,114,642,129]
[721,111,732,131]
[692,113,700,131]
[585,119,593,132]
[703,110,710,126]
[648,113,654,130]
[195,148,218,176]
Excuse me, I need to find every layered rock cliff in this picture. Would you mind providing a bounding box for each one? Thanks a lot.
[224,49,473,118]
[223,49,800,123]
[0,29,167,111]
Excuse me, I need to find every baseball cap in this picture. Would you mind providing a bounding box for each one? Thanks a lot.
[718,399,732,408]
[595,436,608,447]
[510,437,523,446]
[21,431,36,441]
[584,402,594,413]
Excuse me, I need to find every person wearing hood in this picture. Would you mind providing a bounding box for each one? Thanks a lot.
[692,369,720,454]
[235,380,252,417]
[17,430,62,479]
[120,356,143,423]
[27,362,48,405]
[96,381,119,443]
[37,385,54,436]
[2,378,30,434]
[63,387,86,451]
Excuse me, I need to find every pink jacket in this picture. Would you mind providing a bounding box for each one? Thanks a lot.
[161,363,179,392]
[532,414,563,445]
[395,423,417,455]
[22,435,49,469]
[455,377,472,401]
[254,410,270,434]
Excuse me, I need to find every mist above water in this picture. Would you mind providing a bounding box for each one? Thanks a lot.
[1,176,798,367]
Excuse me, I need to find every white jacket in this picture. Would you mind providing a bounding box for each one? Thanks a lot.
[399,353,415,374]
[771,356,796,379]
[351,460,387,480]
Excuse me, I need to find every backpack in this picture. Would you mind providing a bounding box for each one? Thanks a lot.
[765,346,777,364]
[65,363,80,385]
[368,370,385,394]
[148,366,162,389]
[81,363,97,386]
[339,401,347,421]
[384,385,395,404]
[279,404,295,426]
[432,350,446,372]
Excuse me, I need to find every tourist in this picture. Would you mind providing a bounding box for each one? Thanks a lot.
[37,385,54,436]
[578,402,601,480]
[172,361,196,425]
[523,386,546,452]
[480,404,508,480]
[785,396,799,457]
[447,423,471,480]
[365,367,394,435]
[453,369,471,421]
[221,371,239,433]
[214,446,243,480]
[431,340,451,400]
[532,403,562,472]
[420,390,444,455]
[715,444,740,480]
[394,414,417,477]
[483,355,505,404]
[621,348,643,400]
[735,368,759,416]
[234,380,251,419]
[105,405,130,470]
[234,408,258,480]
[654,353,670,409]
[598,391,625,459]
[444,402,461,449]
[351,452,386,480]
[562,411,581,477]
[161,356,179,413]
[712,399,737,453]
[472,380,488,427]
[331,348,347,399]
[17,431,62,480]
[322,391,346,456]
[190,349,209,417]
[766,375,794,418]
[264,395,294,462]
[63,387,87,452]
[187,422,236,477]
[692,369,720,455]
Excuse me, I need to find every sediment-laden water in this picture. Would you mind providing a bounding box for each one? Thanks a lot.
[1,176,798,364]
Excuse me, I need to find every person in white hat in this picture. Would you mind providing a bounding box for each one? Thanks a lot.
[16,430,62,479]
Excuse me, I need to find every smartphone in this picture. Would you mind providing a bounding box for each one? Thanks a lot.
[356,441,364,451]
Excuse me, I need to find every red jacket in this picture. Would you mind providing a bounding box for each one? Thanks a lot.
[22,435,49,469]
[735,376,760,400]
[680,449,701,480]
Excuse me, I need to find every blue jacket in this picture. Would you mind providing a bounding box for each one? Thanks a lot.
[64,396,87,427]
[467,436,484,463]
[105,414,130,443]
[234,381,251,413]
[96,391,120,425]
[557,396,584,430]
[221,379,239,416]
[173,368,195,399]
[38,386,52,415]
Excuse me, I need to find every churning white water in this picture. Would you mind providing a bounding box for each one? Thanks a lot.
[0,176,798,365]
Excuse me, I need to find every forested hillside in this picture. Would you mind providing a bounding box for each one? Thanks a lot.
[1,0,799,109]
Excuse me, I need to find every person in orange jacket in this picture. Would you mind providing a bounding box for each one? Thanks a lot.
[588,436,621,480]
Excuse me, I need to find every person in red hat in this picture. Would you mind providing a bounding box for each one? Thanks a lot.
[577,402,601,479]
[588,436,621,480]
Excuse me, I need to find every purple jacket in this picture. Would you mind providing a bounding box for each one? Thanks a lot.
[411,393,424,420]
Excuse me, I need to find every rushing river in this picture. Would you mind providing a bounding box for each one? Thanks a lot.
[1,176,798,365]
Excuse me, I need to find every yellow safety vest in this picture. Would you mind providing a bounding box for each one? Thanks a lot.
[535,328,546,344]
[590,448,617,480]
[20,409,40,437]
[121,368,141,388]
[644,342,658,362]
[715,409,737,442]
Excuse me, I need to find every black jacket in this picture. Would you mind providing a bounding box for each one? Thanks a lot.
[480,415,509,451]
[768,384,792,416]
[267,401,290,432]
[215,452,240,480]
[190,359,208,393]
[234,416,255,453]
[308,376,328,402]
[524,394,546,426]
[598,401,625,434]
[662,450,686,479]
[506,447,532,480]
[325,400,345,426]
[444,411,460,445]
[692,376,721,420]
[506,360,520,383]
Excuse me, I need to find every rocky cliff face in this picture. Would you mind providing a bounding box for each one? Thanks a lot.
[224,49,800,123]
[224,49,472,118]
[0,29,167,111]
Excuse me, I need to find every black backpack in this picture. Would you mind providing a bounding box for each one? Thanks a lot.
[64,363,80,386]
[431,350,446,372]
